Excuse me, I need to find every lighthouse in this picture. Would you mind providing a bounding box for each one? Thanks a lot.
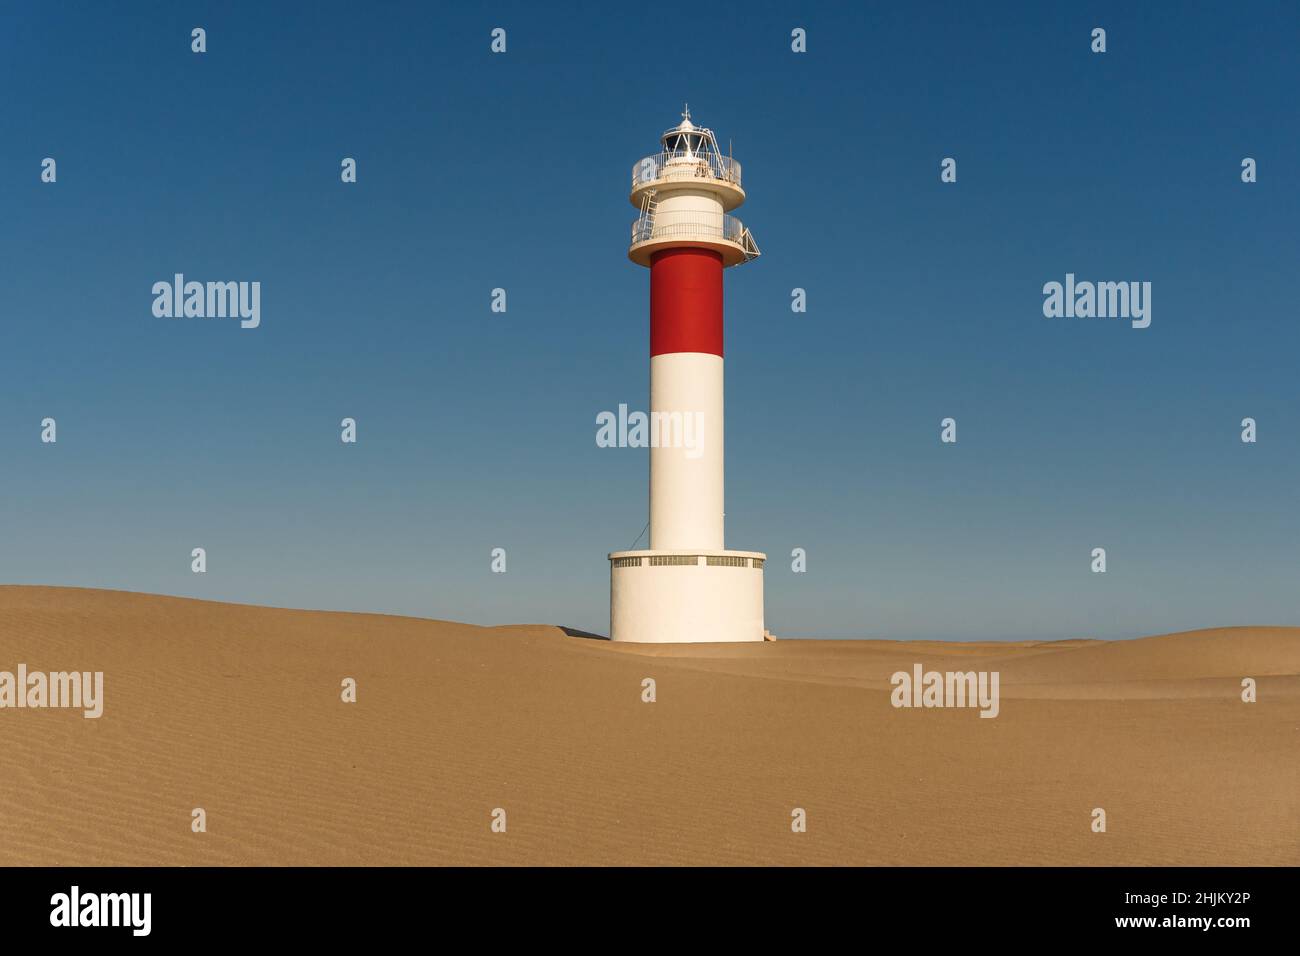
[608,108,766,643]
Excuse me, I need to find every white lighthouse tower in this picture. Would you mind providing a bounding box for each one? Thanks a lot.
[608,108,766,644]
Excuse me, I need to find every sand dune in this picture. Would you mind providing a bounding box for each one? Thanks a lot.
[1,586,1296,866]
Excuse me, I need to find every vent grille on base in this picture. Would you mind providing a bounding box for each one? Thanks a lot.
[648,555,700,566]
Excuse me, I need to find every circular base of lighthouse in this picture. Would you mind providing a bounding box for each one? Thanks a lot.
[608,550,765,644]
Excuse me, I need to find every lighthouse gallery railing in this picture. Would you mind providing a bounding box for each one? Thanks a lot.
[629,209,760,261]
[629,210,743,243]
[631,150,743,191]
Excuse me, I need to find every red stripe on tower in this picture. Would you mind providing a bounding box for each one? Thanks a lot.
[649,248,723,357]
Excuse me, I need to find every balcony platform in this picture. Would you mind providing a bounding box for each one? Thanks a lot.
[629,151,746,211]
[628,210,760,267]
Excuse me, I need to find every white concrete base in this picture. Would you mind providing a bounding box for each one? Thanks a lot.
[608,549,765,643]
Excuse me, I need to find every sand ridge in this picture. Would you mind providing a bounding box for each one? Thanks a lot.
[1,586,1296,866]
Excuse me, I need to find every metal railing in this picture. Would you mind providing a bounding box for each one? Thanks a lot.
[631,150,743,191]
[630,209,760,260]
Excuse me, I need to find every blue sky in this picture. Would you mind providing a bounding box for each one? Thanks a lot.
[1,1,1297,640]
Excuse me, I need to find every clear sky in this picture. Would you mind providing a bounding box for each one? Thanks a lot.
[1,1,1297,640]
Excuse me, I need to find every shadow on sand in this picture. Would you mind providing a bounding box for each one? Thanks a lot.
[559,626,610,641]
